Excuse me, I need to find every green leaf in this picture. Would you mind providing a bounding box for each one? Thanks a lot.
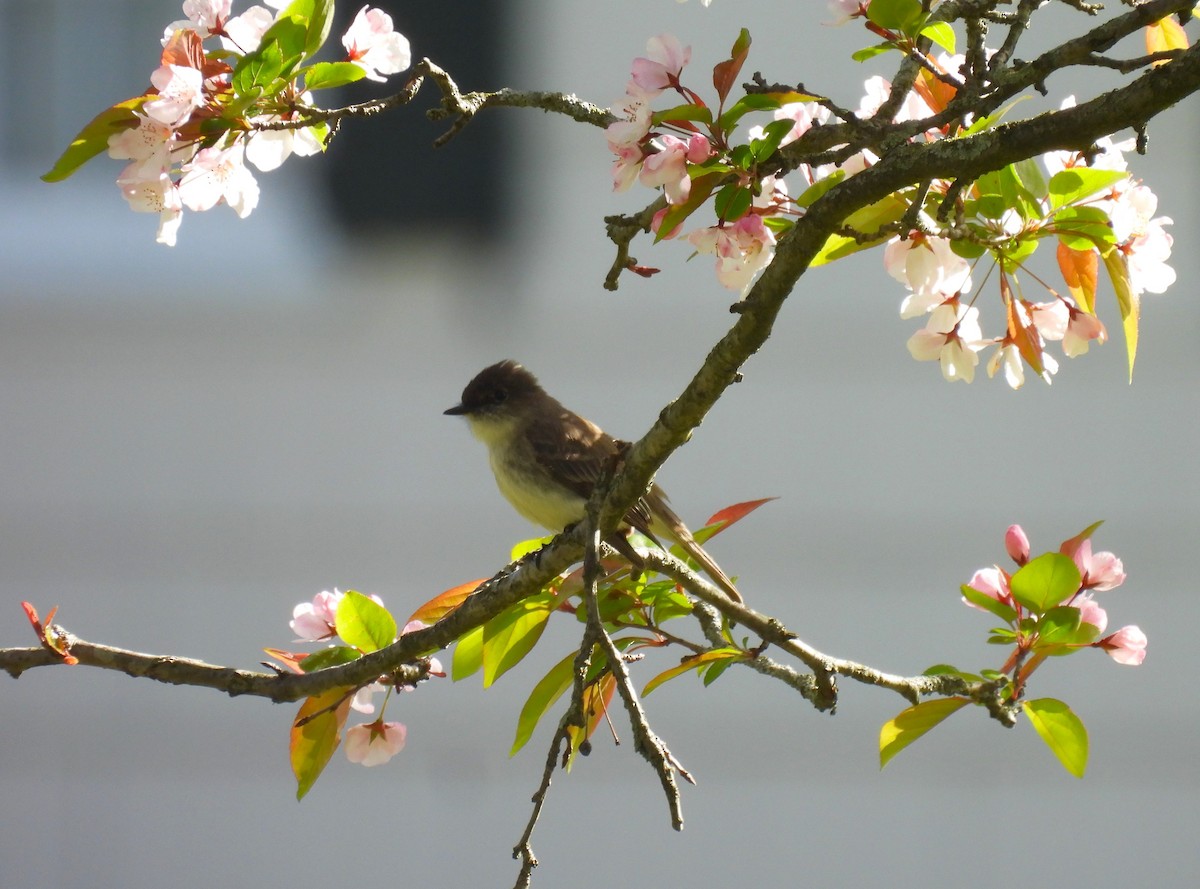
[1033,605,1082,647]
[852,42,895,63]
[1102,248,1140,382]
[335,590,397,654]
[42,96,147,183]
[1013,157,1048,201]
[291,687,351,799]
[795,169,845,209]
[233,37,285,98]
[287,0,336,57]
[452,624,484,681]
[482,595,554,687]
[920,21,956,53]
[716,93,782,134]
[811,193,908,266]
[868,0,924,31]
[1009,553,1081,615]
[643,648,745,697]
[750,117,795,161]
[714,183,753,222]
[1048,168,1128,210]
[300,645,361,672]
[511,651,576,756]
[302,60,367,91]
[261,11,312,67]
[923,664,983,682]
[960,583,1018,624]
[510,535,553,562]
[1023,698,1088,777]
[655,172,721,242]
[651,103,714,126]
[879,697,969,769]
[1052,206,1117,251]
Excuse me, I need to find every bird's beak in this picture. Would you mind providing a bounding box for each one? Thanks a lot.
[444,403,469,416]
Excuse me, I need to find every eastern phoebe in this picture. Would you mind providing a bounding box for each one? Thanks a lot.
[445,360,743,603]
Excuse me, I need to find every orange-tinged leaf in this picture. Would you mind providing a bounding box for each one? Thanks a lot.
[1003,279,1044,378]
[1146,17,1188,63]
[407,578,487,626]
[643,647,745,696]
[566,674,616,770]
[712,28,752,104]
[760,90,821,105]
[1057,520,1105,560]
[1056,241,1098,314]
[21,601,43,636]
[263,648,309,674]
[291,687,352,800]
[1102,248,1139,381]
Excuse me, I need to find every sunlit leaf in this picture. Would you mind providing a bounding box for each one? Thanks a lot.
[452,624,484,681]
[714,183,753,222]
[303,60,367,90]
[42,96,147,182]
[291,687,352,799]
[879,697,969,769]
[852,42,895,63]
[651,103,714,126]
[511,651,576,756]
[1023,698,1088,777]
[920,21,956,53]
[1102,248,1139,382]
[1145,16,1189,64]
[716,93,782,133]
[643,648,745,696]
[407,578,488,626]
[1048,168,1128,210]
[1009,553,1081,615]
[482,595,554,687]
[868,0,924,31]
[1004,277,1045,377]
[655,172,721,242]
[335,590,396,654]
[1056,241,1099,314]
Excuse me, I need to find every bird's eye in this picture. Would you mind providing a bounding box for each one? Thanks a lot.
[492,388,507,403]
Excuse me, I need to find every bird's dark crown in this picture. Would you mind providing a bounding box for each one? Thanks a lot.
[446,360,545,416]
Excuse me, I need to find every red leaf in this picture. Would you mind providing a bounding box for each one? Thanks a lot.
[21,601,43,638]
[712,28,752,105]
[704,497,776,532]
[161,29,207,69]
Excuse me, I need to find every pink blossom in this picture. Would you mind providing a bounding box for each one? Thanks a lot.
[161,0,232,44]
[638,134,704,204]
[116,163,184,246]
[1123,218,1175,295]
[884,235,972,318]
[748,101,831,148]
[1029,299,1069,342]
[986,342,1025,389]
[290,589,344,641]
[1097,625,1147,665]
[1072,540,1126,592]
[107,115,175,172]
[342,6,412,82]
[1073,592,1108,634]
[350,682,386,714]
[345,720,407,766]
[1061,309,1107,357]
[906,301,984,383]
[1005,525,1030,566]
[630,34,690,94]
[220,5,275,53]
[143,64,206,128]
[964,567,1013,610]
[827,1,870,24]
[650,206,683,240]
[688,215,777,294]
[178,141,260,217]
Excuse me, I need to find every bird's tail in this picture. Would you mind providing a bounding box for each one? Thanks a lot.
[643,486,744,604]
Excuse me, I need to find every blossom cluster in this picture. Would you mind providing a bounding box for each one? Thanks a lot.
[608,18,1174,387]
[965,524,1146,668]
[290,588,444,767]
[103,1,410,245]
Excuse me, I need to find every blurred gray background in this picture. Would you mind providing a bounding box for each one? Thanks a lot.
[2,2,1197,887]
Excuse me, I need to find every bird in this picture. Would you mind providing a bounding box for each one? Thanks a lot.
[444,360,743,603]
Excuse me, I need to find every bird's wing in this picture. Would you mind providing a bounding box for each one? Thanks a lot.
[526,410,657,535]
